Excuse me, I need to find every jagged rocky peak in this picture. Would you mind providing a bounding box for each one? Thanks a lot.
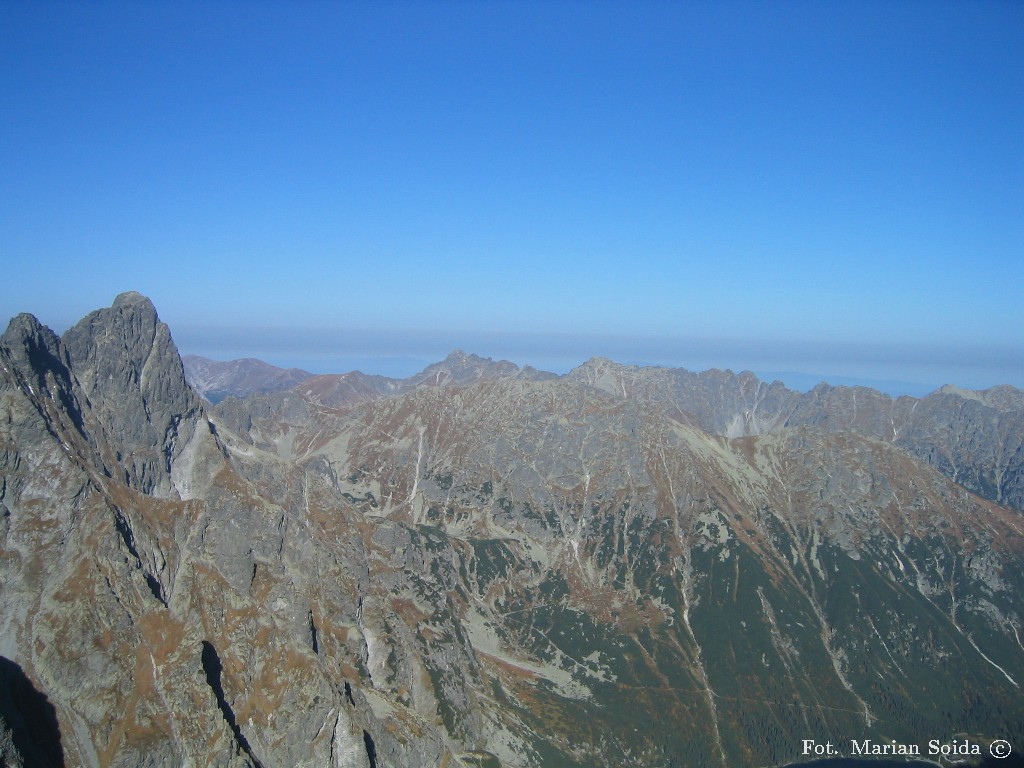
[2,311,59,351]
[0,312,96,469]
[574,355,622,371]
[58,291,218,498]
[565,355,631,389]
[63,291,192,409]
[411,348,526,385]
[0,312,70,388]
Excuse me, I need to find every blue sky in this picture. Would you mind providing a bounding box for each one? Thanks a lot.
[2,1,1022,392]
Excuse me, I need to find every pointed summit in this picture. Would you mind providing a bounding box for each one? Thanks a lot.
[61,292,215,497]
[63,292,192,416]
[0,312,83,436]
[411,349,522,386]
[1,312,67,378]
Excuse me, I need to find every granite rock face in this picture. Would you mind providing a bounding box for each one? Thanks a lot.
[59,291,219,499]
[1,293,1023,767]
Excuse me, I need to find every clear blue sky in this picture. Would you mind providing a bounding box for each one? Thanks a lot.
[2,1,1022,392]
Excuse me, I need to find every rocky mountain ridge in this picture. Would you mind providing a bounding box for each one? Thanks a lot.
[199,350,1024,515]
[2,293,1023,767]
[185,349,556,410]
[568,357,1024,513]
[183,355,314,403]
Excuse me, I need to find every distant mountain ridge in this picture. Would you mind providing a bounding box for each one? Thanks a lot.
[183,354,313,403]
[567,357,1024,512]
[184,349,557,407]
[2,292,1022,767]
[194,350,1024,514]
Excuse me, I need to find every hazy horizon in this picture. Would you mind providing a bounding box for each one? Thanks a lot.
[173,323,1024,397]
